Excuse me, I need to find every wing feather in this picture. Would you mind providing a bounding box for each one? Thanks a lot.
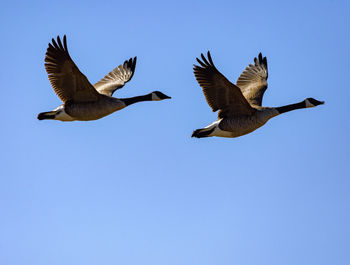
[193,51,255,118]
[44,35,100,103]
[236,53,268,106]
[94,57,137,96]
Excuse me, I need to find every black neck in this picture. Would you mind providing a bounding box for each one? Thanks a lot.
[276,101,306,114]
[120,94,152,106]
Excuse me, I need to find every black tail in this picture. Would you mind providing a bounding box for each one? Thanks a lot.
[191,127,215,138]
[37,111,56,120]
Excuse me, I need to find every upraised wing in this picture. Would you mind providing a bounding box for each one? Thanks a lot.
[193,51,255,118]
[44,35,100,103]
[94,57,137,96]
[236,53,268,106]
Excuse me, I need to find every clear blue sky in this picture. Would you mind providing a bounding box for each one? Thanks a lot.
[0,0,349,265]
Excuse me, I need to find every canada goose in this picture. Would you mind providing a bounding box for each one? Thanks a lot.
[38,35,171,121]
[192,52,324,138]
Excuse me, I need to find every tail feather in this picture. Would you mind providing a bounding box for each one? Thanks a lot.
[191,127,215,138]
[37,111,56,120]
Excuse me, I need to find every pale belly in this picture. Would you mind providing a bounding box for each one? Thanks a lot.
[217,118,268,137]
[209,110,278,138]
[55,99,126,121]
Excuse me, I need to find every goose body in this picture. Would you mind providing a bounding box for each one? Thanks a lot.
[39,96,126,121]
[192,52,324,138]
[38,35,170,122]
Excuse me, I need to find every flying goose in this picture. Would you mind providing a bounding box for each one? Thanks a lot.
[192,52,324,138]
[38,35,171,121]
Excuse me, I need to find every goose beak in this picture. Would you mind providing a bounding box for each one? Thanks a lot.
[306,98,325,106]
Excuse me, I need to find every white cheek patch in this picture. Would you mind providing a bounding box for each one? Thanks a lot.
[151,93,161,101]
[305,99,314,108]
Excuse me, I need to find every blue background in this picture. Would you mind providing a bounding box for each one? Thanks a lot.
[1,1,349,265]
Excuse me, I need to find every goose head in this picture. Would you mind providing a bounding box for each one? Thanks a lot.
[305,98,325,108]
[151,91,171,101]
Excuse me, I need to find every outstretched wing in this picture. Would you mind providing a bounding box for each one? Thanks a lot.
[236,53,268,106]
[44,35,100,103]
[193,51,255,118]
[94,57,137,96]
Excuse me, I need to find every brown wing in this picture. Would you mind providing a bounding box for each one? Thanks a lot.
[44,35,100,103]
[94,57,137,96]
[236,53,268,106]
[193,51,255,118]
